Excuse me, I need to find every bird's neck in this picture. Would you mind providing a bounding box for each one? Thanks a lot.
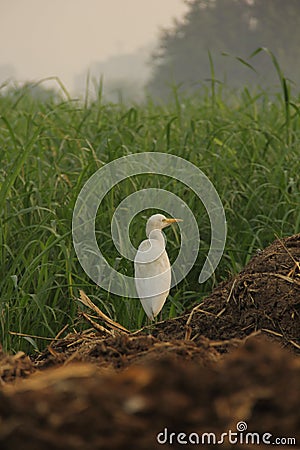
[147,229,165,244]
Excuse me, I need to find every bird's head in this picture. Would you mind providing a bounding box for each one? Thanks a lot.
[146,213,182,237]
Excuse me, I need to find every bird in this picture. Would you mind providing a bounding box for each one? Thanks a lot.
[134,213,182,321]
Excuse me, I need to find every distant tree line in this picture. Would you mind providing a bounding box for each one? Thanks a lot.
[147,0,300,98]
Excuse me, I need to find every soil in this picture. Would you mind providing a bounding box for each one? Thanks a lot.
[0,233,299,449]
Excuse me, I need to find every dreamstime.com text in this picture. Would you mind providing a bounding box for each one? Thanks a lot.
[156,422,296,446]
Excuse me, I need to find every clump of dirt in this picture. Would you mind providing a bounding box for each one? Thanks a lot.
[0,345,35,384]
[153,233,300,352]
[0,337,299,449]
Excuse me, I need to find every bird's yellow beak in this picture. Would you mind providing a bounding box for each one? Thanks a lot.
[162,218,182,224]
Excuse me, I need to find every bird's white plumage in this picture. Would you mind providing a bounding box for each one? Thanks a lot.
[134,214,180,320]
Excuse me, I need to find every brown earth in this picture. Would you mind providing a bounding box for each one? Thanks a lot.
[0,233,299,449]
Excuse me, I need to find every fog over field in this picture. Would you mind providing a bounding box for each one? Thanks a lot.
[0,0,186,94]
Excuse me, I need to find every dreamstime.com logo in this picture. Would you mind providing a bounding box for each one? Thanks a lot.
[156,422,297,446]
[72,152,227,297]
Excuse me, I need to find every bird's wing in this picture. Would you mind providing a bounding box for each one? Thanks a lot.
[140,296,167,320]
[134,231,171,319]
[134,247,171,319]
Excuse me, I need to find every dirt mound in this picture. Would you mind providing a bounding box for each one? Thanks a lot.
[153,233,300,352]
[0,337,299,449]
[31,233,299,374]
[33,333,220,371]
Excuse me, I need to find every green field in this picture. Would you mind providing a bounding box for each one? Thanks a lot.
[1,71,299,353]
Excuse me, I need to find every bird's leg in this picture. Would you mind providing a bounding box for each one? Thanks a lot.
[146,316,152,335]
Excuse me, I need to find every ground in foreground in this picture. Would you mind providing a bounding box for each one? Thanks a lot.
[0,234,299,449]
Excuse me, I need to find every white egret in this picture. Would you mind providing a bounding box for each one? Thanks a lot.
[134,214,182,320]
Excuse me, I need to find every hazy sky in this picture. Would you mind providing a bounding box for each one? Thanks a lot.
[0,0,187,90]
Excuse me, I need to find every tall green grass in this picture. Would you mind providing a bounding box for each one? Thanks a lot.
[0,67,299,352]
